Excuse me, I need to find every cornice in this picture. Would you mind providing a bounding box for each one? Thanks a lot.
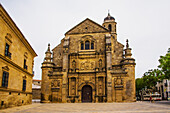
[0,87,32,94]
[0,54,34,77]
[0,5,37,57]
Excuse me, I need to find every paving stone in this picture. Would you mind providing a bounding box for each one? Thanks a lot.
[0,102,170,113]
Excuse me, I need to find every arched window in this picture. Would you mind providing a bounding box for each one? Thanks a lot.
[81,42,84,50]
[91,42,94,49]
[85,41,90,50]
[108,24,112,31]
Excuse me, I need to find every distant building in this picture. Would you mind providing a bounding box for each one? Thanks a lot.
[0,4,37,108]
[41,13,136,103]
[32,80,41,99]
[32,79,41,86]
[156,79,170,100]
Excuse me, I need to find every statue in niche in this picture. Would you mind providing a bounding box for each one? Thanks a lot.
[99,59,102,67]
[72,60,76,68]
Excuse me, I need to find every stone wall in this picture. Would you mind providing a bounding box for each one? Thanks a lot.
[0,4,37,109]
[0,91,32,109]
[32,89,41,99]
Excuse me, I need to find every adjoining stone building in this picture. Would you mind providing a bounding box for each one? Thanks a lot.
[41,13,136,103]
[32,79,41,99]
[0,4,37,108]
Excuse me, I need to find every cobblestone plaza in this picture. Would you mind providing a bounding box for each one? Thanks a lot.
[1,101,170,113]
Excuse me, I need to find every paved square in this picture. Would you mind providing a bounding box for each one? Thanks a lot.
[1,101,170,113]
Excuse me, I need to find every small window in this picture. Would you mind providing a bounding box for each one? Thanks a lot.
[91,42,94,49]
[81,42,84,50]
[1,101,4,106]
[5,43,11,58]
[22,80,26,91]
[108,24,112,31]
[85,41,90,50]
[23,59,27,70]
[2,71,9,87]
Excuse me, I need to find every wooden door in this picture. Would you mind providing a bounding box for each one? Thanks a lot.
[82,85,92,102]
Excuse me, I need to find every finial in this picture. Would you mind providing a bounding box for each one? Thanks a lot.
[126,39,129,48]
[47,43,50,51]
[108,9,110,16]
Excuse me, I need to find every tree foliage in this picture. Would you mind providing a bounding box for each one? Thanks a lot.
[158,48,170,79]
[136,48,170,93]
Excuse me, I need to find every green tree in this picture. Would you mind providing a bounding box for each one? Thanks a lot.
[136,78,144,93]
[158,48,170,79]
[136,48,170,94]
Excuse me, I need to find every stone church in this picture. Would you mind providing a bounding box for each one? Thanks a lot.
[41,13,136,103]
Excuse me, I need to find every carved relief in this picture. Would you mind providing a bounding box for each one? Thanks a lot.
[98,77,103,95]
[80,60,95,70]
[114,77,123,88]
[71,78,76,95]
[126,80,132,96]
[115,78,123,85]
[51,80,60,88]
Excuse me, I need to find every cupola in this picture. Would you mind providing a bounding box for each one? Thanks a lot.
[104,13,115,22]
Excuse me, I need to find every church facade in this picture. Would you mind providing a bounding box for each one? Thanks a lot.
[41,13,136,103]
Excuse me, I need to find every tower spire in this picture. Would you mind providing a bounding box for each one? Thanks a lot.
[126,39,129,49]
[44,43,52,62]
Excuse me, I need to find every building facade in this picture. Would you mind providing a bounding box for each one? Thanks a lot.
[41,13,136,103]
[0,4,37,108]
[32,79,41,100]
[156,79,170,100]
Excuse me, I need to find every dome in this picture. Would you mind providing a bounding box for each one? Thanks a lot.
[104,13,115,22]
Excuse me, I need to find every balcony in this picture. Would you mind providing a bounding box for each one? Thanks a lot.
[5,52,12,59]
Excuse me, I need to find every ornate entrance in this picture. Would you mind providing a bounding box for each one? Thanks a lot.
[82,85,92,102]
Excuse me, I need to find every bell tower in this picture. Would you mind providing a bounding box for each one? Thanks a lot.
[102,12,117,40]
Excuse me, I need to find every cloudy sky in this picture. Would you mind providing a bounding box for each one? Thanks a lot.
[0,0,169,79]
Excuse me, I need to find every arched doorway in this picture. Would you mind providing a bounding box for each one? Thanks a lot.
[82,85,92,102]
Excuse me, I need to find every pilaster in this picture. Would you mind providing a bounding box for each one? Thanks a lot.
[105,34,113,102]
[62,36,70,103]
